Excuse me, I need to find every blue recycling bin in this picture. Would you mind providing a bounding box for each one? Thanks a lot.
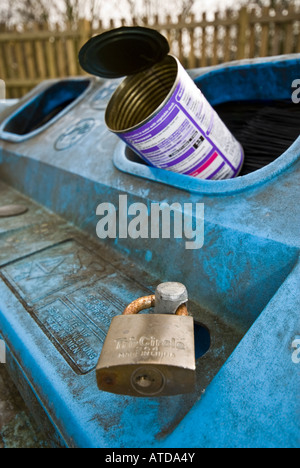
[0,54,299,448]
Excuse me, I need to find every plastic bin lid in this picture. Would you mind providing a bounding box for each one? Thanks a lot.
[78,26,170,78]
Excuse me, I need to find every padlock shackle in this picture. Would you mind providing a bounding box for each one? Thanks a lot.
[122,295,188,316]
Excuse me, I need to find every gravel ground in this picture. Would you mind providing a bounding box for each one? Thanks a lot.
[0,365,50,448]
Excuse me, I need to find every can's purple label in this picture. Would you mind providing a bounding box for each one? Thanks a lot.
[121,60,244,180]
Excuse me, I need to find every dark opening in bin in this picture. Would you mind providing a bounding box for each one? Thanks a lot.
[194,322,210,359]
[3,79,91,136]
[214,99,300,176]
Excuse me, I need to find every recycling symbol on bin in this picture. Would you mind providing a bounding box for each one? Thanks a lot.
[54,118,95,151]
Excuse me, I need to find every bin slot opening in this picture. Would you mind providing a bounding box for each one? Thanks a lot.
[194,322,210,359]
[3,79,90,136]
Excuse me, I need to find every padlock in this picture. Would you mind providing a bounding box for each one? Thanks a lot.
[96,283,196,397]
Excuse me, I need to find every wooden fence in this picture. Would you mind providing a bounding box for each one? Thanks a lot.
[0,5,299,98]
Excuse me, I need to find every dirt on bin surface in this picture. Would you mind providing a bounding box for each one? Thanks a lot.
[0,365,50,448]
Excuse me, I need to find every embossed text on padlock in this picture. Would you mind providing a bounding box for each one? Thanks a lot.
[96,288,196,397]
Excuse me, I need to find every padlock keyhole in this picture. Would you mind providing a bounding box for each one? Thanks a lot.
[135,374,154,388]
[131,367,165,396]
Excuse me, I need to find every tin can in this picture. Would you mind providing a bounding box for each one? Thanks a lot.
[79,27,244,180]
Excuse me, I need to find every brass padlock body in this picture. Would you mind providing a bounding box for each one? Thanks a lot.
[96,314,195,397]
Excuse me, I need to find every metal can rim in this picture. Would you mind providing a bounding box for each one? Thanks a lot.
[105,54,181,134]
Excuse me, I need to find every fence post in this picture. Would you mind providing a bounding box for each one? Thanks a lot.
[78,19,91,50]
[284,5,294,54]
[188,14,196,69]
[177,14,184,64]
[212,12,219,65]
[260,6,270,57]
[55,23,66,77]
[223,9,232,62]
[237,6,249,60]
[201,12,207,67]
[248,8,257,58]
[33,23,47,80]
[78,19,92,75]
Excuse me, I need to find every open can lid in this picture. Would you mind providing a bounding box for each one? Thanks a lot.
[78,26,170,79]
